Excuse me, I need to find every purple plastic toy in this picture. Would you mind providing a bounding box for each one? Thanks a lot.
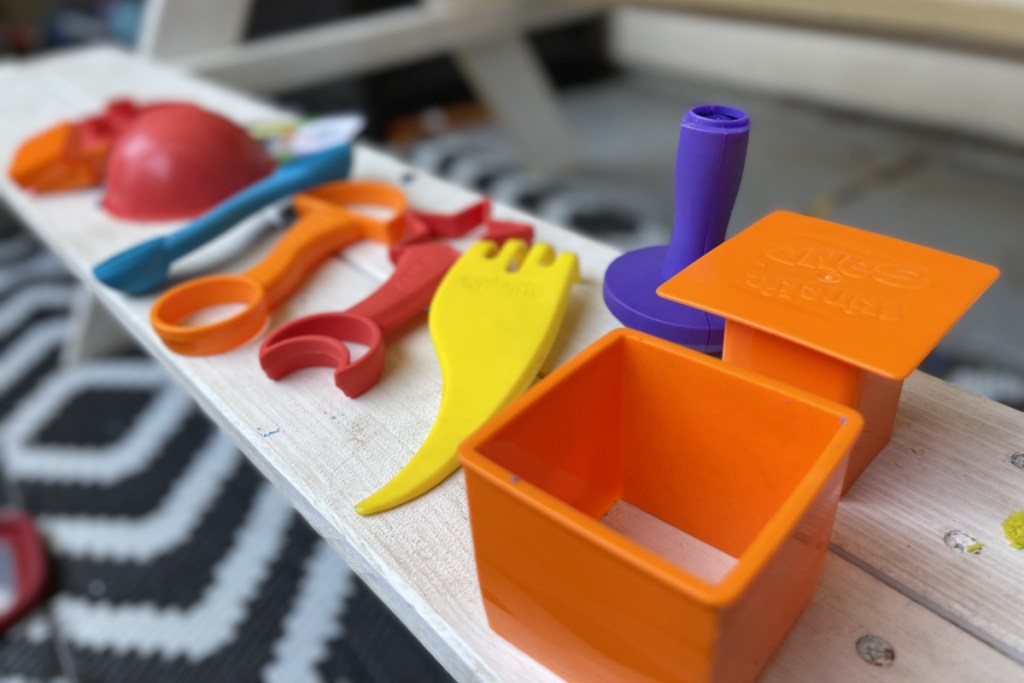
[603,104,749,352]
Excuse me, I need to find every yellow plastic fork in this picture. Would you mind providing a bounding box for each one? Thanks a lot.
[356,239,579,515]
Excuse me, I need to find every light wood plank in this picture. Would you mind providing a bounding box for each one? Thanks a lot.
[20,46,283,122]
[1,46,1022,682]
[835,373,1024,661]
[763,554,1023,682]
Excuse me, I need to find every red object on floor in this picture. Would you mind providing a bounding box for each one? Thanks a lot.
[415,198,491,237]
[389,200,533,263]
[0,511,49,635]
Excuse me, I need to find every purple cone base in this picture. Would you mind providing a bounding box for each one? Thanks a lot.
[603,245,723,353]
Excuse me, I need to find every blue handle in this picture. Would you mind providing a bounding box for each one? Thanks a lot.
[165,143,353,257]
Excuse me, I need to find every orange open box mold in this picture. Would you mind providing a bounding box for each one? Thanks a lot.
[460,329,863,683]
[658,211,999,491]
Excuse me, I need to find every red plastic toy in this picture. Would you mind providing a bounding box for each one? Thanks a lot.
[260,242,459,397]
[102,104,274,221]
[0,511,49,635]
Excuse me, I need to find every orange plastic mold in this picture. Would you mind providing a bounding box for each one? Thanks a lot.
[658,211,998,491]
[460,329,863,683]
[9,122,108,193]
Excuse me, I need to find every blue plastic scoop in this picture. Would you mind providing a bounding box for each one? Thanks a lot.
[93,143,352,294]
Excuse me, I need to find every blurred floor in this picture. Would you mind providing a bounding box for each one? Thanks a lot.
[0,221,453,683]
[402,70,1024,383]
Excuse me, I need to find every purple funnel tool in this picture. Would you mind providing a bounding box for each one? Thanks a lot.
[603,104,749,352]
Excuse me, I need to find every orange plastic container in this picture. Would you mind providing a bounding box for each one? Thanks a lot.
[658,211,999,491]
[460,329,863,683]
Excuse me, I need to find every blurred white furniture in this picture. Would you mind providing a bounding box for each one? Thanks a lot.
[138,0,608,172]
[611,1,1024,147]
[138,0,1024,164]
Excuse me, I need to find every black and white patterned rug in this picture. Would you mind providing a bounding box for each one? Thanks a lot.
[0,217,452,682]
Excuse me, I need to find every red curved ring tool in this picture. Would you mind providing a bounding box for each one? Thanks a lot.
[259,242,460,397]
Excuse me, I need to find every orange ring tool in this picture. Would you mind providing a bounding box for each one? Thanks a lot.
[657,211,999,492]
[150,181,406,356]
[259,242,460,397]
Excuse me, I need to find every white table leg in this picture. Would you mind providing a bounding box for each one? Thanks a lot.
[139,0,580,171]
[453,34,575,172]
[60,288,135,366]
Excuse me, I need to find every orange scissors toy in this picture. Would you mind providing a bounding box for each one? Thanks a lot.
[151,180,405,356]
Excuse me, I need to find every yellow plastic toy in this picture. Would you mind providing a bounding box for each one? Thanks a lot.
[356,239,579,515]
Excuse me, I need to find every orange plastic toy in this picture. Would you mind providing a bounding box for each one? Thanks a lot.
[151,181,405,355]
[9,100,153,193]
[460,329,862,683]
[658,211,999,491]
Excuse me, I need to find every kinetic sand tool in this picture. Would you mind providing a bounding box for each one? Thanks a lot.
[259,242,460,397]
[11,101,277,217]
[658,211,999,491]
[9,99,159,193]
[356,239,579,515]
[604,105,748,352]
[150,181,405,356]
[387,200,490,262]
[94,141,353,295]
[458,328,863,683]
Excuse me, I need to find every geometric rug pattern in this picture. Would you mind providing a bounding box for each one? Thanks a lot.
[0,217,452,683]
